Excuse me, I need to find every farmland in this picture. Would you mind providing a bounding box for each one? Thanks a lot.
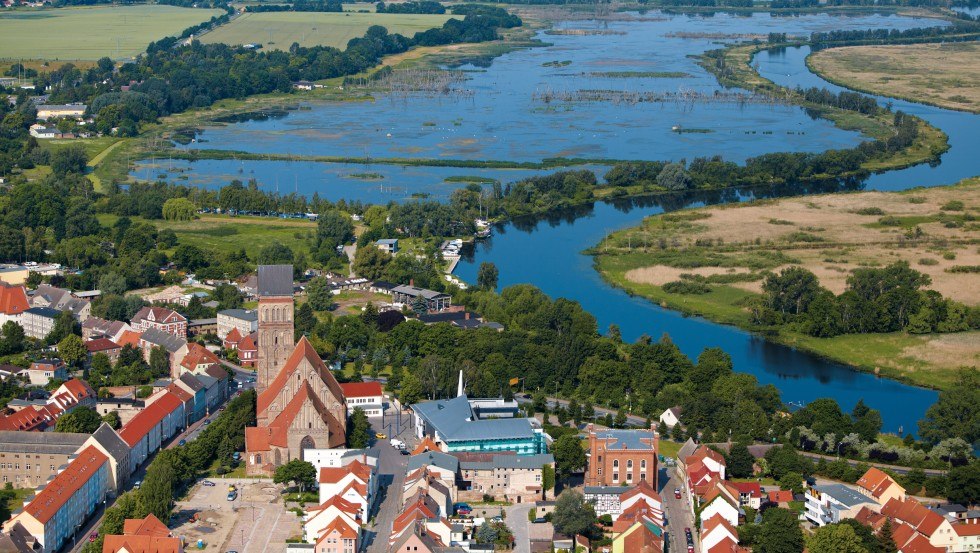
[199,11,456,50]
[0,5,223,60]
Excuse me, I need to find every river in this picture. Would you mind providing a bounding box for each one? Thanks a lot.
[144,10,980,432]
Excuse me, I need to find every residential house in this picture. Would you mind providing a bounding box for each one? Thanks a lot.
[659,407,682,428]
[81,422,132,493]
[179,343,221,375]
[0,430,88,488]
[24,360,68,386]
[699,482,742,530]
[46,378,96,413]
[30,285,90,322]
[406,450,459,484]
[21,307,60,340]
[229,332,258,368]
[616,480,664,527]
[85,338,122,362]
[402,469,454,518]
[187,318,216,337]
[584,486,631,519]
[881,497,958,551]
[312,516,358,553]
[730,481,763,510]
[767,490,793,507]
[138,327,189,379]
[95,398,145,426]
[805,483,879,527]
[173,372,207,423]
[585,424,659,488]
[0,405,57,432]
[317,458,377,521]
[118,391,185,473]
[701,514,741,553]
[131,306,187,339]
[303,496,361,543]
[102,514,183,553]
[338,382,384,417]
[0,283,29,326]
[375,239,398,254]
[35,104,86,120]
[217,309,258,340]
[611,519,664,553]
[196,368,229,414]
[856,467,907,505]
[892,523,946,553]
[2,446,110,553]
[81,318,132,342]
[953,524,980,553]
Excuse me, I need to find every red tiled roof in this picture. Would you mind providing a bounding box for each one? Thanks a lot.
[117,331,142,347]
[256,336,345,417]
[730,481,762,497]
[122,514,171,537]
[317,516,358,543]
[0,405,55,431]
[855,506,887,530]
[309,495,360,516]
[0,284,29,316]
[223,328,242,344]
[132,307,187,325]
[707,536,748,553]
[768,490,793,503]
[180,343,220,370]
[119,392,182,446]
[955,525,980,537]
[263,380,345,449]
[24,446,108,523]
[238,333,256,351]
[687,445,726,467]
[102,534,182,553]
[244,427,270,452]
[61,378,95,402]
[621,479,663,504]
[882,498,948,537]
[339,381,383,399]
[620,520,664,553]
[166,384,193,403]
[702,513,739,541]
[412,436,441,455]
[319,459,372,485]
[86,338,121,353]
[857,467,902,499]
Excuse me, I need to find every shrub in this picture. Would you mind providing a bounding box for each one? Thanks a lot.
[918,258,939,266]
[943,251,957,260]
[878,215,902,226]
[946,265,980,273]
[941,200,964,211]
[662,280,711,295]
[854,207,884,215]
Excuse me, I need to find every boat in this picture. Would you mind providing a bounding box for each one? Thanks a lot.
[474,228,492,239]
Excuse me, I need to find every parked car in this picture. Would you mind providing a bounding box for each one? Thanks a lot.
[399,449,410,456]
[454,503,472,515]
[227,491,238,501]
[674,488,682,499]
[178,439,186,446]
[376,432,387,440]
[133,480,142,489]
[202,480,216,487]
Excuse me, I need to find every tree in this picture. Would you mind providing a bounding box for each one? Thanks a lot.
[947,459,980,506]
[55,406,102,433]
[295,303,316,335]
[400,372,424,405]
[50,144,88,176]
[542,464,555,494]
[346,407,372,448]
[258,241,295,266]
[727,442,756,478]
[306,277,335,311]
[757,507,805,553]
[476,522,498,544]
[779,471,804,495]
[0,320,25,356]
[149,346,170,378]
[97,272,128,296]
[806,523,867,553]
[919,368,980,445]
[102,411,122,430]
[140,454,175,521]
[477,262,499,290]
[878,520,898,553]
[161,198,196,221]
[552,490,597,539]
[656,161,691,191]
[58,333,87,367]
[553,434,586,482]
[273,459,317,492]
[352,244,391,280]
[46,310,79,345]
[762,266,822,317]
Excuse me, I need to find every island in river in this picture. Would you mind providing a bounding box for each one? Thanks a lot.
[590,177,980,391]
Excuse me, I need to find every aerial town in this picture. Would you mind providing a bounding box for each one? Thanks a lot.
[0,0,978,551]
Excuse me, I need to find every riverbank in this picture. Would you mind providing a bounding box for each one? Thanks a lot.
[698,43,950,174]
[589,177,980,391]
[808,42,980,114]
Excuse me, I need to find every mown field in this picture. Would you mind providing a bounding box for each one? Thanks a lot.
[592,177,980,390]
[0,5,222,60]
[809,43,980,114]
[199,11,456,50]
[96,213,317,258]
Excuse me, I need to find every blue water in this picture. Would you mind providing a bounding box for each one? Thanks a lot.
[148,11,977,433]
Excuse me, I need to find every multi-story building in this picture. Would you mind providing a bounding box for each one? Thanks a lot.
[131,307,187,339]
[21,307,60,340]
[881,496,958,551]
[391,285,451,312]
[585,424,659,488]
[855,467,907,506]
[216,309,258,340]
[804,483,878,527]
[0,430,89,488]
[0,282,30,326]
[2,446,110,553]
[338,382,384,417]
[455,452,555,504]
[138,327,188,379]
[118,392,185,474]
[584,486,631,519]
[30,284,91,322]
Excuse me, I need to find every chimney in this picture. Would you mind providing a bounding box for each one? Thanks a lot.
[465,312,470,320]
[410,278,415,287]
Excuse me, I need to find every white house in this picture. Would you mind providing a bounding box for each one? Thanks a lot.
[339,382,384,417]
[317,458,377,522]
[659,407,682,428]
[699,482,741,530]
[804,483,878,527]
[303,495,361,543]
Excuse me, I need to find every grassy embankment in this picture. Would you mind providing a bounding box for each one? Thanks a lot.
[590,177,980,391]
[0,5,222,60]
[699,43,950,175]
[808,42,980,114]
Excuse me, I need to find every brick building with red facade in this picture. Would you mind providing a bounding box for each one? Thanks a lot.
[585,424,660,489]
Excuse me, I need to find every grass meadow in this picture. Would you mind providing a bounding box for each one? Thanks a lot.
[199,11,456,50]
[0,5,222,60]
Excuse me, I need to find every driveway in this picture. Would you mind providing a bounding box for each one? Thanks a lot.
[505,503,533,553]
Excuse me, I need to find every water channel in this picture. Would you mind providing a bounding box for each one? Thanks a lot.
[140,10,980,432]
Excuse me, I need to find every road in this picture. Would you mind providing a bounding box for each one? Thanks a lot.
[798,450,946,476]
[662,468,695,553]
[363,404,414,553]
[504,503,533,553]
[515,395,650,428]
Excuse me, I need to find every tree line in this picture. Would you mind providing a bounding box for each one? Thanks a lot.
[245,0,343,13]
[810,21,980,48]
[376,1,446,13]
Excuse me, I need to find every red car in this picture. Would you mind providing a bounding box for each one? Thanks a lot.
[674,488,682,499]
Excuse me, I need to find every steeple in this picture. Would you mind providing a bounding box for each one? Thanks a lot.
[457,369,464,398]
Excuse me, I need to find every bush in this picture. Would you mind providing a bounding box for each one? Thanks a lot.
[879,215,903,226]
[941,200,964,211]
[854,207,884,215]
[942,251,957,260]
[662,280,712,294]
[947,265,980,273]
[918,257,939,266]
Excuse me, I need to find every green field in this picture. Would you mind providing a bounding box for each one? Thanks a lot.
[0,5,222,60]
[96,213,316,258]
[200,11,456,50]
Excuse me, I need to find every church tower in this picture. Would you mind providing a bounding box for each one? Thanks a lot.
[256,265,295,422]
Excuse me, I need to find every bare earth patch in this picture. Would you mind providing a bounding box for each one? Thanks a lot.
[901,332,980,373]
[810,43,980,113]
[625,265,754,285]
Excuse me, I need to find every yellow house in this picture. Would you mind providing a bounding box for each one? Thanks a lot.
[612,519,664,553]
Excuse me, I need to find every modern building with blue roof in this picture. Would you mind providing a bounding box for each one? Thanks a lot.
[411,394,546,455]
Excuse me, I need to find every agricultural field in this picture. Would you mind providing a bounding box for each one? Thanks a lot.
[592,177,980,389]
[0,5,222,61]
[809,42,980,114]
[199,11,456,50]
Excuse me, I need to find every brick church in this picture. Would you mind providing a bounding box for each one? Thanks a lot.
[245,265,348,476]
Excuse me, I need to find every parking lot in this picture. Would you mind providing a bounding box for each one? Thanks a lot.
[172,479,302,553]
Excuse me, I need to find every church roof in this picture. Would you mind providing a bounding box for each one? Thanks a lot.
[257,265,293,297]
[257,336,346,418]
[266,379,345,449]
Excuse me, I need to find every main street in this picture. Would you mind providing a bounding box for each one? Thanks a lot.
[363,403,414,553]
[661,468,696,553]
